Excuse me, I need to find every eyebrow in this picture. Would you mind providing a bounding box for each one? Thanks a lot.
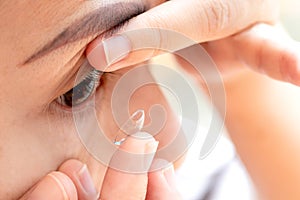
[23,2,145,65]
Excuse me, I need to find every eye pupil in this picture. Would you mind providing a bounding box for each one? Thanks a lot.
[63,88,74,107]
[58,75,98,108]
[73,78,96,105]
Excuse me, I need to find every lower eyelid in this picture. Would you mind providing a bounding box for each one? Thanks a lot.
[50,76,104,116]
[49,95,95,121]
[48,65,121,120]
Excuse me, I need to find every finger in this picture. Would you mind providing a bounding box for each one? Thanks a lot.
[125,0,278,41]
[101,132,159,200]
[147,160,181,200]
[86,0,279,72]
[59,159,99,200]
[228,24,300,85]
[20,171,77,200]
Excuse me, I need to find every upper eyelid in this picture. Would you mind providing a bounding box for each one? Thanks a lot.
[57,18,132,90]
[49,14,137,102]
[49,50,86,100]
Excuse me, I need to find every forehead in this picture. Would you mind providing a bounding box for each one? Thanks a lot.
[0,0,107,43]
[0,0,140,23]
[0,1,83,28]
[0,1,86,66]
[0,0,140,68]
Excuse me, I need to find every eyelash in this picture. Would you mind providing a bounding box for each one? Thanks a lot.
[49,15,137,118]
[55,63,103,110]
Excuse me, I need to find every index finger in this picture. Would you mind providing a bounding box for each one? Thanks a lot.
[86,0,279,72]
[125,0,278,42]
[100,132,159,200]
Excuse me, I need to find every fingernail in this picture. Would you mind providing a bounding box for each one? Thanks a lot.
[87,35,131,71]
[77,164,97,197]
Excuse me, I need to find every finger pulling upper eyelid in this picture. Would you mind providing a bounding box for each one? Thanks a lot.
[84,5,149,72]
[85,20,136,72]
[53,5,148,98]
[86,35,131,72]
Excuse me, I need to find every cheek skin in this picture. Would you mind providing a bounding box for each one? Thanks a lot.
[0,68,186,199]
[0,63,184,199]
[0,108,107,199]
[0,114,79,199]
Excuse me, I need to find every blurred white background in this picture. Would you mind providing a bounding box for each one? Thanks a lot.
[281,0,300,41]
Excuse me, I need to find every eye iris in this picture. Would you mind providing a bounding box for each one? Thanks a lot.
[73,78,97,106]
[60,76,97,107]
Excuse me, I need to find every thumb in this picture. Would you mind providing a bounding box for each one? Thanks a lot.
[20,171,77,200]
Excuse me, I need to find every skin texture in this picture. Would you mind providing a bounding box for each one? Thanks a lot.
[1,0,300,199]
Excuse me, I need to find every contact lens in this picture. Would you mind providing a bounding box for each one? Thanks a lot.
[114,109,145,145]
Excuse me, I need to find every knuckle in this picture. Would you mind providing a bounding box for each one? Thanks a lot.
[144,12,169,30]
[202,0,232,35]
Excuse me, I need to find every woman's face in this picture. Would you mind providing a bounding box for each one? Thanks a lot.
[0,0,183,199]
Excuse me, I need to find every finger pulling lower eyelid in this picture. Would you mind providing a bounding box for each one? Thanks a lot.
[86,35,132,72]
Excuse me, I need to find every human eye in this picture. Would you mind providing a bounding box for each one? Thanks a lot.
[55,61,103,108]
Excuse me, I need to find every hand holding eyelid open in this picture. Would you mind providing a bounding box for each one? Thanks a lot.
[87,24,300,86]
[86,0,300,86]
[86,0,279,72]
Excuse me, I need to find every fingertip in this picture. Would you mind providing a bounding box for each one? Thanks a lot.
[86,35,131,72]
[59,159,98,200]
[120,132,158,154]
[59,159,84,172]
[28,171,77,200]
[47,172,78,200]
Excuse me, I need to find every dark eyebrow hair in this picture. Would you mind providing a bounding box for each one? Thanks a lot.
[23,2,145,65]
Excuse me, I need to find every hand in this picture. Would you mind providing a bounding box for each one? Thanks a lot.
[99,133,181,200]
[124,0,279,42]
[202,24,300,85]
[87,0,280,73]
[19,133,181,200]
[87,0,300,85]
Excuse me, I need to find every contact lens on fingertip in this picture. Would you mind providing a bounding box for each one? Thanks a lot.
[114,109,145,146]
